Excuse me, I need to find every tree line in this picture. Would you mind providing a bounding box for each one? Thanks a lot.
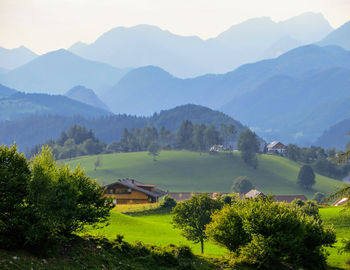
[285,144,350,179]
[28,121,237,160]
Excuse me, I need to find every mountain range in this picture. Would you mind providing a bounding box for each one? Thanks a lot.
[70,12,333,77]
[315,118,350,150]
[0,49,129,94]
[0,46,38,70]
[0,84,111,121]
[319,20,350,50]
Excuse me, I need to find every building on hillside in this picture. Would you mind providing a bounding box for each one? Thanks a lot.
[245,189,265,199]
[266,141,287,155]
[103,179,166,204]
[332,197,348,206]
[245,189,307,203]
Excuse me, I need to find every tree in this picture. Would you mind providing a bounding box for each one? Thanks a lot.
[172,194,222,254]
[148,142,160,161]
[176,120,194,150]
[0,146,114,250]
[220,123,236,146]
[204,125,222,148]
[160,195,177,209]
[237,129,259,168]
[312,192,326,204]
[193,124,206,152]
[206,197,336,269]
[26,147,114,247]
[0,144,31,248]
[94,156,102,171]
[231,176,254,193]
[297,165,315,190]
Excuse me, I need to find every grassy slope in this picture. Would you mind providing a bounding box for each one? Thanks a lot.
[66,150,343,198]
[320,207,350,269]
[87,207,350,269]
[88,211,226,255]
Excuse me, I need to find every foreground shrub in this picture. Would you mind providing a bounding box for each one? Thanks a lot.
[161,195,177,209]
[206,197,336,270]
[0,145,114,251]
[0,145,31,248]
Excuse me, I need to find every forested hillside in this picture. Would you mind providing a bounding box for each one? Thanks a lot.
[1,104,246,151]
[0,91,111,121]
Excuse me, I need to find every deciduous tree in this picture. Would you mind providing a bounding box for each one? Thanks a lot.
[172,194,222,254]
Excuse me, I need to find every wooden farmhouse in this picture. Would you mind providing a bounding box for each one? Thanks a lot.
[266,141,287,155]
[103,179,166,204]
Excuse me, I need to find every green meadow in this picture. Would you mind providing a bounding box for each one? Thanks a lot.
[66,150,343,198]
[86,206,350,269]
[321,207,350,269]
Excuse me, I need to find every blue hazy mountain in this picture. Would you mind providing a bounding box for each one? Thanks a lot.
[0,84,18,98]
[315,118,350,150]
[0,88,111,121]
[319,20,350,50]
[0,45,38,70]
[70,13,332,77]
[104,45,350,116]
[65,85,109,111]
[0,49,130,95]
[222,67,350,144]
[0,67,8,74]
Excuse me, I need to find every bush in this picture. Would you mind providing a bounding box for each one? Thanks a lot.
[0,145,31,248]
[0,145,114,251]
[231,176,254,193]
[206,197,336,270]
[312,192,326,204]
[160,195,177,209]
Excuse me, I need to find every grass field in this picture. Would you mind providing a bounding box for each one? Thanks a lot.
[87,206,350,269]
[321,207,350,269]
[65,150,343,198]
[87,210,226,255]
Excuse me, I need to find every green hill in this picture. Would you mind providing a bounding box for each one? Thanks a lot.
[65,150,343,198]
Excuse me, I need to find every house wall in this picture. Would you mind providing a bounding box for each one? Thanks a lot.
[104,183,154,204]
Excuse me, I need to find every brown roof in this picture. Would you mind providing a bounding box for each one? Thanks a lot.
[104,179,166,198]
[273,195,307,203]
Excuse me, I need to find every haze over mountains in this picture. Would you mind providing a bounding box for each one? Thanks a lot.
[0,84,111,121]
[102,45,350,145]
[70,12,332,77]
[0,49,129,94]
[319,21,350,50]
[65,85,109,111]
[0,46,38,70]
[0,12,350,148]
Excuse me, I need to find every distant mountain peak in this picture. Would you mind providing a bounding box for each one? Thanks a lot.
[65,85,110,111]
[319,20,350,50]
[68,41,88,52]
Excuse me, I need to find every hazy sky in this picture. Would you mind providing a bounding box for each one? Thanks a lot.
[1,0,349,54]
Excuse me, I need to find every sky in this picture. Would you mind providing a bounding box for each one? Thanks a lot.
[1,0,350,54]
